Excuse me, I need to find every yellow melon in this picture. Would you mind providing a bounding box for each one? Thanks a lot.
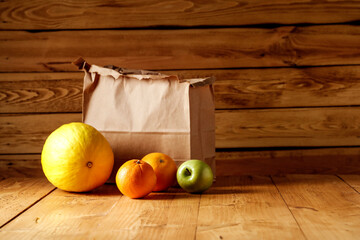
[41,122,114,192]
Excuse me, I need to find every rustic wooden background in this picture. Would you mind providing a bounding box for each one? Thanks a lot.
[1,0,360,178]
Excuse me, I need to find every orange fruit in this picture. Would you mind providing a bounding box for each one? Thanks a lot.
[116,159,156,198]
[41,122,114,192]
[142,152,177,191]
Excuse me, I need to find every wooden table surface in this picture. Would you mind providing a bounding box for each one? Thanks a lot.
[0,175,359,240]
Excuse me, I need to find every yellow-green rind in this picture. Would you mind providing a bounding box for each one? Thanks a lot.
[41,122,114,192]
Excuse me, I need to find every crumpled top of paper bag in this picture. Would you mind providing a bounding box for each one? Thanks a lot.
[73,57,215,87]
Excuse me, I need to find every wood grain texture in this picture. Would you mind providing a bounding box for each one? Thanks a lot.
[0,113,81,154]
[1,175,359,238]
[2,107,360,154]
[0,177,55,227]
[339,175,360,193]
[272,175,360,239]
[216,107,360,148]
[1,0,360,29]
[206,66,360,109]
[1,25,360,72]
[196,176,305,239]
[0,185,122,238]
[0,155,44,178]
[2,66,360,113]
[0,72,83,113]
[0,184,201,239]
[216,148,360,176]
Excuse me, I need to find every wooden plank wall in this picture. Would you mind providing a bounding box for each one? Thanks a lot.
[1,0,360,177]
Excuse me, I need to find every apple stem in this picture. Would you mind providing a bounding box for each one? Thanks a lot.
[186,168,191,175]
[136,160,141,164]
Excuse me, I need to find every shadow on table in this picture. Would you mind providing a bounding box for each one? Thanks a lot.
[71,175,284,198]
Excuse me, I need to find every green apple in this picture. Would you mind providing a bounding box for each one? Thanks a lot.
[177,160,213,193]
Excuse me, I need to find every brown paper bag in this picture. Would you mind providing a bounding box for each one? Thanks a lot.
[73,58,215,182]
